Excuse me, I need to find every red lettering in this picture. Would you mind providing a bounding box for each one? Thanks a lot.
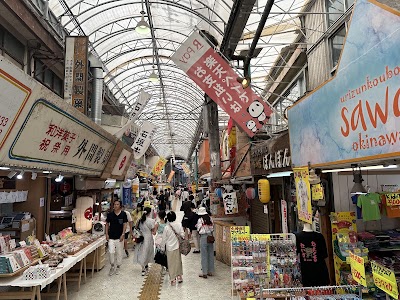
[393,88,400,117]
[351,100,367,132]
[366,86,389,128]
[341,107,350,137]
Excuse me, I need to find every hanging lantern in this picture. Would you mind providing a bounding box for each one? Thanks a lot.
[75,197,94,233]
[214,188,223,198]
[245,187,256,200]
[258,179,271,203]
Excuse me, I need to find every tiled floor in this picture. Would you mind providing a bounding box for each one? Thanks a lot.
[65,199,232,300]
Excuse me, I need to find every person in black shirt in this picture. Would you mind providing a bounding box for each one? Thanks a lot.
[105,199,128,276]
[157,190,166,211]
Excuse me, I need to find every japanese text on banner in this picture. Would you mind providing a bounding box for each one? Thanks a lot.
[230,226,250,241]
[171,31,272,137]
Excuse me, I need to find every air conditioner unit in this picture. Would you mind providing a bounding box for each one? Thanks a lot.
[92,221,105,236]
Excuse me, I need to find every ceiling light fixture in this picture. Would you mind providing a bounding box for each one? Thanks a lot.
[350,164,367,195]
[0,167,10,170]
[135,10,150,35]
[31,172,37,180]
[149,66,159,82]
[55,174,64,182]
[16,171,24,180]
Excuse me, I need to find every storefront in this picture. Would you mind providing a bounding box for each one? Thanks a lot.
[249,131,293,234]
[287,0,400,297]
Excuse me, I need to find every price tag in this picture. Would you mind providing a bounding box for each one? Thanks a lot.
[230,226,250,241]
[250,234,270,241]
[371,261,399,299]
[349,252,367,287]
[385,193,400,206]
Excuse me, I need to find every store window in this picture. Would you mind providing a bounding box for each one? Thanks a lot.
[34,59,63,96]
[329,26,346,69]
[272,71,306,131]
[0,25,25,68]
[326,0,355,27]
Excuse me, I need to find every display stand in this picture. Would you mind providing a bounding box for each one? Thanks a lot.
[260,284,363,299]
[230,227,302,299]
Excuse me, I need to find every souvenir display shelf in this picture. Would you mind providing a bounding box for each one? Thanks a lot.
[230,227,302,299]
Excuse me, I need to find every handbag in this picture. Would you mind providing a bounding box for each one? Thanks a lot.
[207,235,215,244]
[133,222,144,243]
[154,249,168,268]
[169,224,191,256]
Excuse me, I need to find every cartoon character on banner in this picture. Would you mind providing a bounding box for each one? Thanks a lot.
[246,100,269,132]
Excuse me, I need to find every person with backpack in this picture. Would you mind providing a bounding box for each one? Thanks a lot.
[160,211,184,285]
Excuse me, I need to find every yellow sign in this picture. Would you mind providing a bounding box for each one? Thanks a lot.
[371,261,399,299]
[152,157,167,176]
[349,252,367,287]
[250,234,270,241]
[385,193,400,206]
[182,163,191,175]
[311,183,324,200]
[230,226,250,241]
[293,167,312,224]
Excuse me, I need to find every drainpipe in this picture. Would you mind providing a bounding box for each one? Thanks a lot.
[91,67,103,124]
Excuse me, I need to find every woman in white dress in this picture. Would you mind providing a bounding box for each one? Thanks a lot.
[135,207,157,275]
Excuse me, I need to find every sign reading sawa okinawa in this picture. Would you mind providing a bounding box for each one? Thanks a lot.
[288,0,400,167]
[172,31,272,137]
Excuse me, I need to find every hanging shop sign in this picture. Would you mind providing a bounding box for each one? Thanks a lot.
[371,260,399,299]
[181,163,191,175]
[122,181,132,207]
[311,183,324,201]
[131,121,156,160]
[349,252,367,287]
[288,0,400,167]
[6,98,116,175]
[293,167,312,224]
[152,157,167,176]
[171,31,272,137]
[222,192,238,215]
[167,170,175,183]
[250,131,291,176]
[111,149,131,177]
[64,36,89,114]
[114,90,152,139]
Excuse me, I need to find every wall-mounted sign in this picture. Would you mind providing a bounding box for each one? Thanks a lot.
[64,36,88,113]
[0,176,16,190]
[131,121,156,160]
[251,131,291,175]
[281,200,288,233]
[288,0,400,167]
[172,31,272,137]
[111,149,131,176]
[222,192,238,215]
[0,69,31,151]
[8,99,116,175]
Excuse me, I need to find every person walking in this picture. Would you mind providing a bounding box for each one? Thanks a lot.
[105,199,128,276]
[131,202,144,250]
[182,203,200,253]
[161,211,184,286]
[196,207,215,278]
[157,190,166,211]
[122,206,133,257]
[135,206,157,276]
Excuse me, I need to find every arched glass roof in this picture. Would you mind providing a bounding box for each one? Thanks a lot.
[49,0,233,159]
[48,0,327,159]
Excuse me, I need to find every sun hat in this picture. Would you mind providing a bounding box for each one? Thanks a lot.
[197,207,208,215]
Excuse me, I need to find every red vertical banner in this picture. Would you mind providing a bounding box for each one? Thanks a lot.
[172,32,272,137]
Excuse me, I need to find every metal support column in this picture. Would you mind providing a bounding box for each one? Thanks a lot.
[194,148,199,190]
[206,96,222,186]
